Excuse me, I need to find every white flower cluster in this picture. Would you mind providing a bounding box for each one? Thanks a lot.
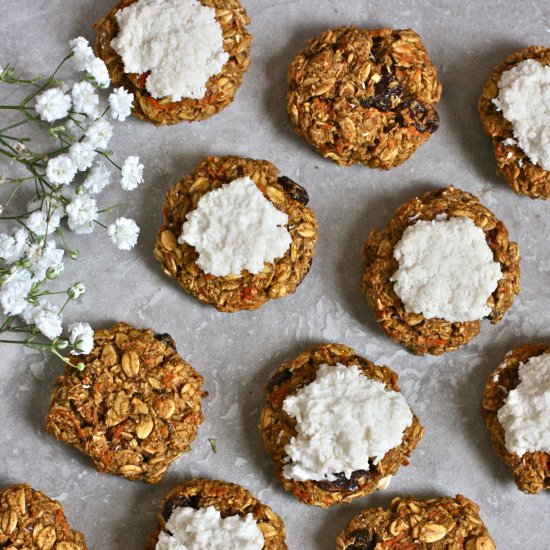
[0,37,143,357]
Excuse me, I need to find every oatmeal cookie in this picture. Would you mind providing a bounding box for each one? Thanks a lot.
[94,0,252,125]
[153,156,318,312]
[45,322,204,484]
[0,483,87,549]
[482,344,550,494]
[361,186,520,355]
[336,494,495,549]
[479,47,550,199]
[287,26,441,169]
[145,479,287,549]
[259,343,423,507]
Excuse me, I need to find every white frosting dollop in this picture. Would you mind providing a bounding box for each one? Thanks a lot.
[390,216,502,323]
[282,363,413,482]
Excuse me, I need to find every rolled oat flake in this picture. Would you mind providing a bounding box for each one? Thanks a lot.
[156,505,264,550]
[111,0,229,101]
[179,176,291,277]
[390,216,502,323]
[497,353,550,457]
[282,363,413,482]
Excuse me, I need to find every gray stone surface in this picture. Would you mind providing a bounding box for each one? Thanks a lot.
[1,0,549,548]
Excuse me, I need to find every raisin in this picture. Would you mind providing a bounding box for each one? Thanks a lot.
[346,529,377,550]
[277,176,309,205]
[360,70,403,112]
[398,99,439,134]
[267,368,294,392]
[315,468,372,492]
[162,494,200,520]
[154,333,177,351]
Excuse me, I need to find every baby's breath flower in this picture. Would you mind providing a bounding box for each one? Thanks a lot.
[67,282,86,300]
[26,240,64,280]
[85,119,113,150]
[120,156,144,191]
[83,162,111,194]
[68,322,94,355]
[46,154,77,185]
[87,57,110,88]
[0,229,28,263]
[107,217,140,250]
[108,87,133,121]
[71,81,99,118]
[69,37,95,72]
[34,88,71,122]
[46,263,64,279]
[66,195,98,234]
[69,141,97,171]
[0,268,33,316]
[32,301,63,340]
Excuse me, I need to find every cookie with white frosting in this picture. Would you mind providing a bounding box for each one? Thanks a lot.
[94,0,252,124]
[483,344,550,494]
[154,156,318,312]
[361,186,520,355]
[145,479,287,550]
[479,46,550,199]
[259,343,423,507]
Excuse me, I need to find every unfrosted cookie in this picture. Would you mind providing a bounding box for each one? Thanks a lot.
[259,343,423,507]
[94,0,252,125]
[336,494,495,549]
[482,344,550,494]
[361,186,520,355]
[479,47,550,199]
[145,479,287,549]
[287,26,441,168]
[0,483,88,549]
[45,322,204,483]
[153,156,318,312]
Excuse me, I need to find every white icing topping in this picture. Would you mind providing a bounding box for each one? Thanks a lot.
[497,353,550,457]
[155,506,264,550]
[493,59,550,171]
[282,363,413,482]
[179,176,291,277]
[111,0,229,101]
[390,216,502,323]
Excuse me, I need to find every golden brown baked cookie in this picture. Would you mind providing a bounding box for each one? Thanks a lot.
[94,0,252,125]
[153,155,318,312]
[335,494,495,549]
[287,26,442,169]
[361,186,520,355]
[479,47,550,199]
[45,322,204,484]
[259,343,423,507]
[0,483,88,549]
[145,479,287,549]
[482,344,550,494]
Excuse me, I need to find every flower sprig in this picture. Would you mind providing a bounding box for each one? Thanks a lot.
[0,37,143,368]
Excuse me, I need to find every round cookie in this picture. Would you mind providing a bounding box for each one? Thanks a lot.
[259,343,424,507]
[361,186,520,355]
[482,344,550,494]
[94,0,252,125]
[145,479,287,549]
[154,155,318,312]
[0,483,88,549]
[287,26,442,169]
[336,494,495,549]
[479,47,550,199]
[45,322,204,483]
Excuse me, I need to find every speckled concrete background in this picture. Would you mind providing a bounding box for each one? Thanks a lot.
[1,0,549,548]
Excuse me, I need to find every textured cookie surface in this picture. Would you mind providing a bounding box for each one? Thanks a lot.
[361,186,520,355]
[287,26,441,168]
[479,46,550,199]
[94,0,252,125]
[259,343,423,507]
[483,344,550,494]
[145,479,287,549]
[45,322,204,483]
[0,483,87,549]
[336,494,495,549]
[154,156,318,312]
